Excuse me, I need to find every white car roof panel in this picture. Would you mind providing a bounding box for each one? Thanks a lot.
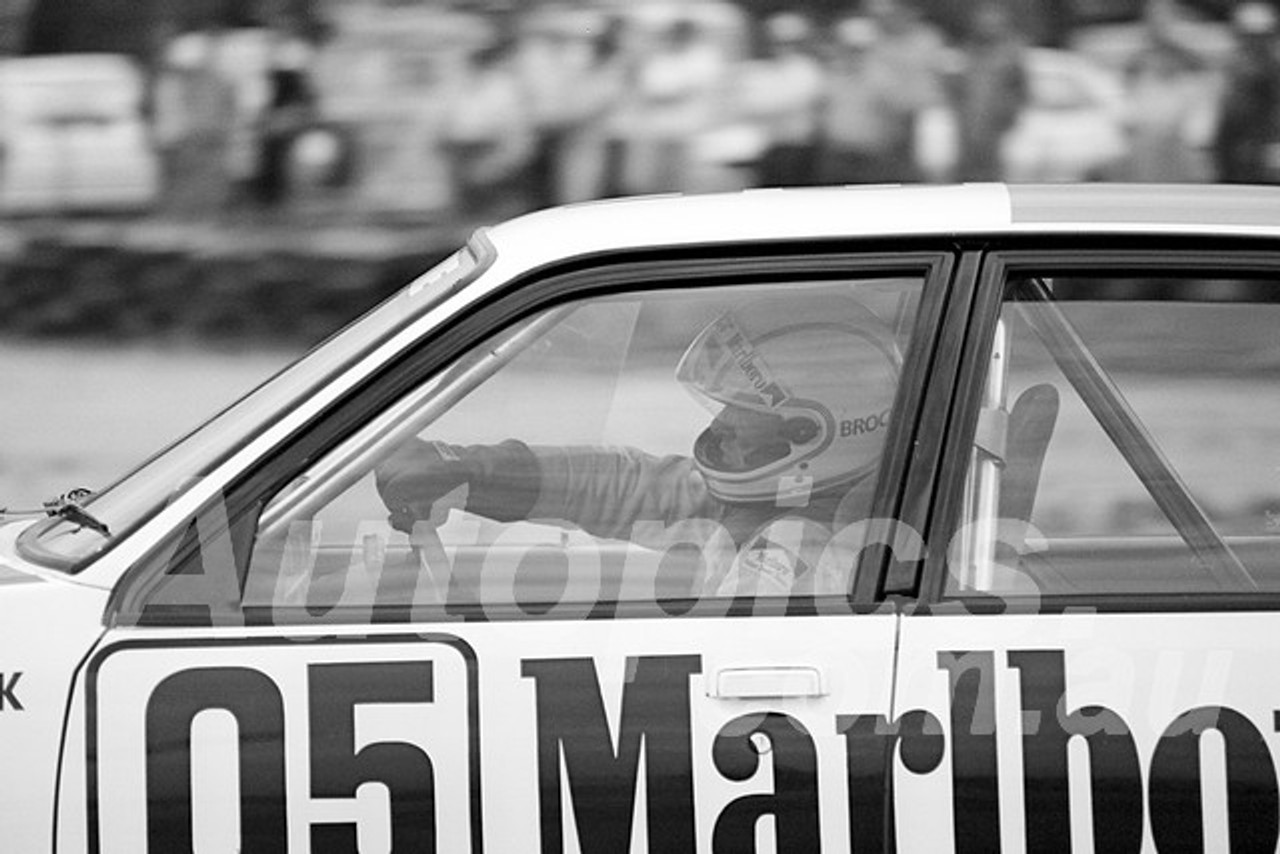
[478,184,1280,279]
[480,184,1014,274]
[1009,183,1280,229]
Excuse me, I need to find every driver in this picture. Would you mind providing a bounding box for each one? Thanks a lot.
[375,292,901,596]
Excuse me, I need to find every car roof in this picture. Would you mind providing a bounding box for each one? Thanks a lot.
[479,184,1280,276]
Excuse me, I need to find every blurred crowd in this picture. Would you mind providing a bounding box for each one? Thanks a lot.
[148,0,1280,222]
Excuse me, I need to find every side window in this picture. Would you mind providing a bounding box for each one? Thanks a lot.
[242,276,923,622]
[952,273,1280,598]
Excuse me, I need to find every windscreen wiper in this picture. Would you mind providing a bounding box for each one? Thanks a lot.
[0,488,110,537]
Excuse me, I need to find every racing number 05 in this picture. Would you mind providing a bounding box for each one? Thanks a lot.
[141,660,437,852]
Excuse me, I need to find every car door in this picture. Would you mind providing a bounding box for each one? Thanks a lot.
[893,244,1280,851]
[59,247,956,852]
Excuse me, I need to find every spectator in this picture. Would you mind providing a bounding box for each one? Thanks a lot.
[253,34,319,208]
[865,0,950,182]
[1119,0,1213,182]
[623,18,726,194]
[819,17,912,184]
[556,19,632,203]
[438,38,535,218]
[516,10,590,209]
[821,0,947,185]
[737,12,825,187]
[152,30,237,216]
[594,15,647,198]
[1214,2,1280,183]
[949,0,1027,182]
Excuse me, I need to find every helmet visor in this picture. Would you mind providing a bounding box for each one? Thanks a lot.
[676,312,794,412]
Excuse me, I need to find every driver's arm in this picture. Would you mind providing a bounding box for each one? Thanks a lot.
[376,439,722,539]
[526,444,724,540]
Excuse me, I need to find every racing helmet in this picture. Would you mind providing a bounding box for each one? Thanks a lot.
[676,292,901,504]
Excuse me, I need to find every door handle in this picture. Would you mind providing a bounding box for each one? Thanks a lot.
[708,665,826,700]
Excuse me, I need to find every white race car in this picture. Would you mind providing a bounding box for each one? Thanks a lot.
[4,183,1280,851]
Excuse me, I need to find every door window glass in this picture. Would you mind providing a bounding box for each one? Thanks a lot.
[952,274,1280,598]
[241,276,923,623]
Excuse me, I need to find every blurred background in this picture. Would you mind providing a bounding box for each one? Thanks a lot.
[0,0,1274,504]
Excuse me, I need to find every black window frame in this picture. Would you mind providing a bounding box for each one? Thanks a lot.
[918,238,1280,615]
[108,241,960,627]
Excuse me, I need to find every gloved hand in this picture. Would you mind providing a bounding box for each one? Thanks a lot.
[374,438,541,533]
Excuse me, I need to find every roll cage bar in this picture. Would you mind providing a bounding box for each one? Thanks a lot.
[979,277,1256,591]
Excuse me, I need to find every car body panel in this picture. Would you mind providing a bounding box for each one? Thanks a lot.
[0,184,1278,850]
[0,534,106,851]
[893,612,1280,851]
[69,616,899,851]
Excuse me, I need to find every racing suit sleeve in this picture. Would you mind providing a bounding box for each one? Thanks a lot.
[524,445,725,541]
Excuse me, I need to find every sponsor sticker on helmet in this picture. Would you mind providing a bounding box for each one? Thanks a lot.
[682,314,792,410]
